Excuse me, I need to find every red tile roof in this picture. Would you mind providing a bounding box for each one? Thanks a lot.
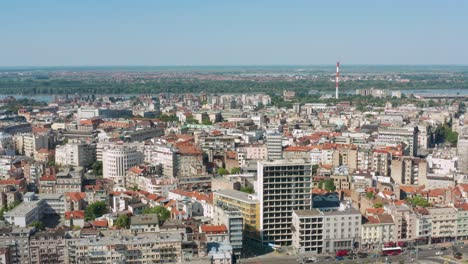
[65,192,86,202]
[170,189,211,202]
[366,208,385,215]
[284,146,312,152]
[65,211,85,220]
[201,224,228,234]
[0,179,23,185]
[91,220,108,227]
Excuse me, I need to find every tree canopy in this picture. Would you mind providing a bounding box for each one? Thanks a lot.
[85,201,108,221]
[240,186,254,194]
[115,214,130,229]
[406,195,431,208]
[143,206,170,223]
[318,179,336,192]
[29,220,45,231]
[230,167,241,174]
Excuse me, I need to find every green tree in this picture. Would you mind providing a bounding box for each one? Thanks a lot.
[158,114,178,122]
[366,192,375,199]
[230,167,241,174]
[7,201,21,211]
[324,179,336,192]
[85,201,108,221]
[312,165,319,175]
[374,202,384,208]
[186,115,199,124]
[115,214,130,229]
[318,179,336,192]
[435,124,458,146]
[143,206,170,223]
[92,161,103,176]
[202,117,213,125]
[216,167,229,175]
[0,208,5,221]
[29,220,45,230]
[406,195,431,208]
[240,186,254,194]
[318,180,324,189]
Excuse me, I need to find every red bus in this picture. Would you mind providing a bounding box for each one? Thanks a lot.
[382,247,403,256]
[336,250,349,257]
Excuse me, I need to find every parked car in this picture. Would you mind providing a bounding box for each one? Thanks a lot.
[435,251,444,256]
[335,256,344,261]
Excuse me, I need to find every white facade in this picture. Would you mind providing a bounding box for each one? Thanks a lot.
[77,108,99,119]
[322,208,361,253]
[55,141,96,167]
[145,144,176,177]
[14,133,49,157]
[458,127,468,174]
[103,145,143,186]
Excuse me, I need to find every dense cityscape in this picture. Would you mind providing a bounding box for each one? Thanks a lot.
[0,65,465,263]
[2,1,468,263]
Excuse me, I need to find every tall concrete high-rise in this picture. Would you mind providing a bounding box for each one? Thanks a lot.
[266,133,283,160]
[257,159,312,245]
[458,126,468,174]
[103,144,143,186]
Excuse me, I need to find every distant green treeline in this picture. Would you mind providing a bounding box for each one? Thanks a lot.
[0,78,466,95]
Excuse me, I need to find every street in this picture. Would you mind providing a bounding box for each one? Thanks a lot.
[241,243,468,264]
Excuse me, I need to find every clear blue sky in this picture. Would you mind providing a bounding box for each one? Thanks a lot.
[1,0,467,66]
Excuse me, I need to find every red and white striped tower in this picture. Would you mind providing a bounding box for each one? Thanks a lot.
[335,61,340,99]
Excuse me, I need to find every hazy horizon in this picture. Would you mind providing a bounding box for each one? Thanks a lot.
[1,0,467,66]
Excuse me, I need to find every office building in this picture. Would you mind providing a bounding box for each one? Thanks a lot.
[257,159,312,245]
[102,144,143,186]
[376,126,419,156]
[266,133,283,160]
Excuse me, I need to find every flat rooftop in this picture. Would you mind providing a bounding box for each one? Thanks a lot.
[214,189,258,204]
[4,200,42,217]
[293,209,322,217]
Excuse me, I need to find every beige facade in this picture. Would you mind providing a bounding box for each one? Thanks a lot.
[391,156,427,185]
[70,231,182,264]
[428,207,457,240]
[361,214,395,248]
[387,205,418,241]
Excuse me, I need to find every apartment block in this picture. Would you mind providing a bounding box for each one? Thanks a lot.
[213,189,260,238]
[291,209,324,254]
[30,229,66,264]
